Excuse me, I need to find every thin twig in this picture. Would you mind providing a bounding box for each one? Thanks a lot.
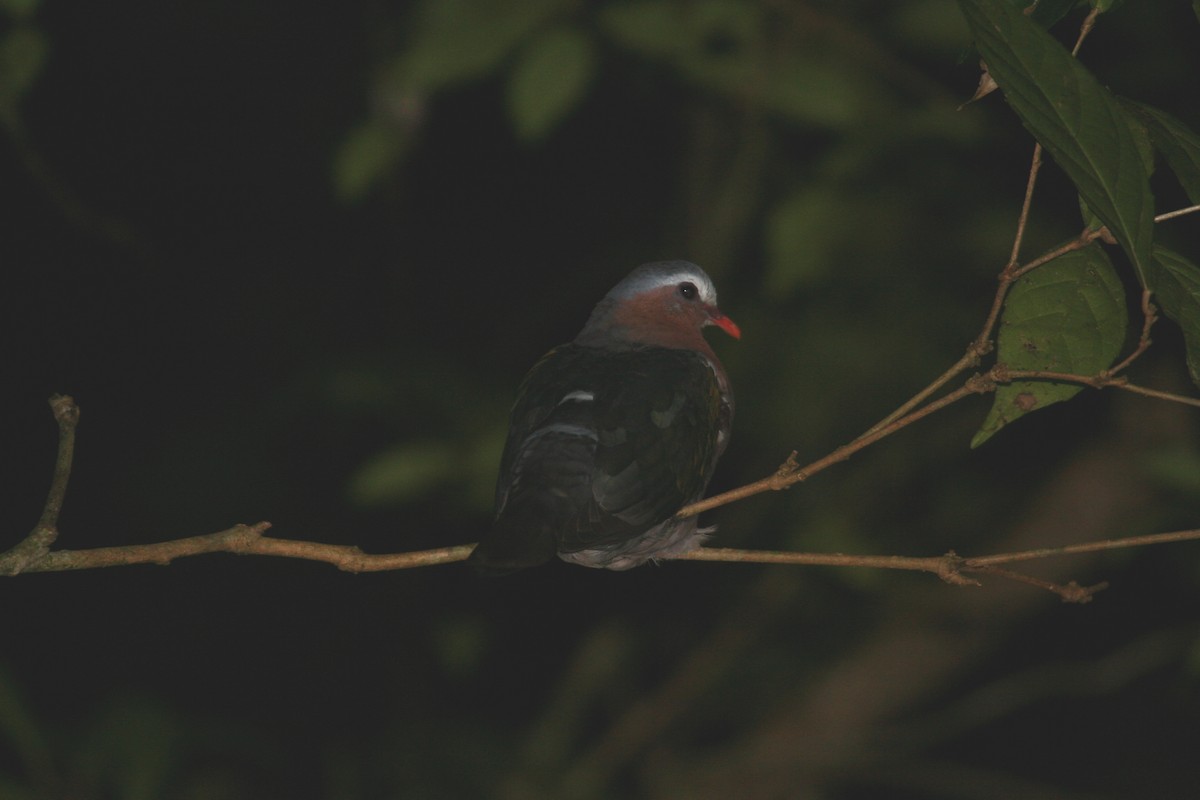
[1071,6,1101,57]
[680,379,992,517]
[996,367,1200,408]
[37,395,79,534]
[1108,383,1200,407]
[0,395,80,575]
[861,144,1046,440]
[1007,229,1101,281]
[1155,203,1200,223]
[859,351,979,439]
[1005,144,1043,272]
[673,526,1200,603]
[964,528,1200,567]
[1107,289,1157,376]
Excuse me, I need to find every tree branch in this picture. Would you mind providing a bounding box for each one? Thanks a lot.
[6,393,1199,605]
[14,522,475,574]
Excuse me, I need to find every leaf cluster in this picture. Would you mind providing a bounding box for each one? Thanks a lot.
[960,0,1200,444]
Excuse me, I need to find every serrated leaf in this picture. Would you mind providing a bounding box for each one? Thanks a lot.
[972,245,1127,447]
[1147,246,1200,388]
[1125,101,1200,207]
[506,27,596,141]
[332,119,413,202]
[1078,109,1152,230]
[958,0,1155,286]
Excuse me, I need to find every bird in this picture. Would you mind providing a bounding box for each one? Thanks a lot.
[468,260,739,573]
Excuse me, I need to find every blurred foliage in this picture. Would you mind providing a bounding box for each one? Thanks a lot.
[506,25,597,142]
[0,10,46,116]
[4,0,1200,798]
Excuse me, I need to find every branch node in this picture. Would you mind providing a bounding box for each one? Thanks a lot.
[965,372,997,394]
[1059,580,1109,604]
[770,451,802,488]
[967,338,993,362]
[0,526,58,576]
[232,521,272,542]
[936,551,982,587]
[336,546,371,573]
[49,394,80,426]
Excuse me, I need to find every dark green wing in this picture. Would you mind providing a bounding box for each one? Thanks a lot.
[470,344,724,571]
[565,346,724,552]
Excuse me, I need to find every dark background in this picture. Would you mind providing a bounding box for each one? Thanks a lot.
[4,1,1200,798]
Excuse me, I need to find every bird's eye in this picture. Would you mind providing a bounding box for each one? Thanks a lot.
[678,282,698,300]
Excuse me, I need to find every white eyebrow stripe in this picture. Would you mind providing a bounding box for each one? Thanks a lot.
[558,390,595,404]
[652,271,718,303]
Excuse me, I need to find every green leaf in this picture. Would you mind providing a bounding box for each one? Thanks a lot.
[599,0,690,59]
[348,426,503,509]
[764,187,846,295]
[394,0,568,92]
[1077,194,1104,232]
[763,55,872,130]
[600,0,763,98]
[348,441,458,507]
[1147,246,1200,388]
[506,27,596,141]
[972,245,1127,447]
[601,0,872,130]
[1124,100,1200,207]
[0,0,39,20]
[958,0,1156,286]
[0,25,47,109]
[76,698,179,800]
[332,119,413,202]
[1144,445,1200,496]
[1028,0,1083,30]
